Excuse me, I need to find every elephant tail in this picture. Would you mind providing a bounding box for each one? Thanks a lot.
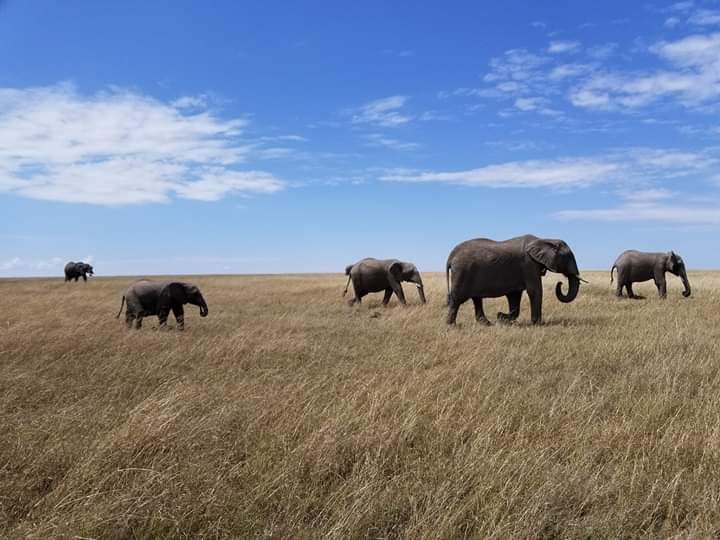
[342,265,353,297]
[610,265,616,284]
[445,261,451,306]
[116,295,125,318]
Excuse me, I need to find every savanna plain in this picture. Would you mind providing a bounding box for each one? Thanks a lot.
[2,271,720,539]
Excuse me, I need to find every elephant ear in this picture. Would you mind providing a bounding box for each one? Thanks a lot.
[159,282,187,307]
[388,261,403,282]
[526,239,562,273]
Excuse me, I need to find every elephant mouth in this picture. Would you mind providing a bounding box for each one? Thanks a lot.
[199,305,209,317]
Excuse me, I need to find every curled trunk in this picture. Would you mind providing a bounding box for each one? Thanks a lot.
[199,295,209,317]
[556,275,580,303]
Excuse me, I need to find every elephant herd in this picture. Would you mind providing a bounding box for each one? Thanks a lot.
[63,234,691,330]
[342,234,691,326]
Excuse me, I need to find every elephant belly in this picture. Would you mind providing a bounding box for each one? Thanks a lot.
[623,266,654,283]
[453,265,525,298]
[359,275,388,293]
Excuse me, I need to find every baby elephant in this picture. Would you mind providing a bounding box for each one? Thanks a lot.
[611,250,691,299]
[343,258,426,306]
[116,280,209,330]
[65,261,94,282]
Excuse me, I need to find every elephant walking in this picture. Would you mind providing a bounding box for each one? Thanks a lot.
[611,250,691,299]
[64,261,94,282]
[446,235,584,325]
[343,258,426,306]
[116,280,209,330]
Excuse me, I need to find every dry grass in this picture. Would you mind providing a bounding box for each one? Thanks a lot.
[1,271,720,538]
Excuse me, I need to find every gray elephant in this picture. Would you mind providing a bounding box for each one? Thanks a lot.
[64,261,94,282]
[116,280,208,330]
[611,250,691,299]
[343,258,426,306]
[446,234,585,325]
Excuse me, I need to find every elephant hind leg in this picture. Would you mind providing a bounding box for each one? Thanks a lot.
[472,297,490,326]
[498,291,522,321]
[446,293,466,325]
[626,283,644,300]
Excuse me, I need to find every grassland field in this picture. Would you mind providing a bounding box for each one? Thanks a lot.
[1,271,720,538]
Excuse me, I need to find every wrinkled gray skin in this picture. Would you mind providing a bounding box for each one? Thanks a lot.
[446,234,584,325]
[611,250,691,299]
[64,261,94,282]
[116,279,209,330]
[343,258,426,306]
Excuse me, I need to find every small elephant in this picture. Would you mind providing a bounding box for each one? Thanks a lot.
[611,250,691,299]
[64,261,94,282]
[343,258,426,306]
[116,280,209,330]
[446,234,585,325]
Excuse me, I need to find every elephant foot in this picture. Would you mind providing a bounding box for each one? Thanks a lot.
[629,295,645,300]
[496,313,517,325]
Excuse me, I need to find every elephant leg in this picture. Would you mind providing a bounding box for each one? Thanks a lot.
[391,283,406,305]
[381,288,393,306]
[615,280,624,297]
[498,291,522,321]
[172,305,185,330]
[527,286,543,325]
[74,276,79,282]
[626,283,644,299]
[82,275,87,282]
[654,273,667,298]
[472,297,490,325]
[158,310,169,329]
[125,312,135,329]
[446,293,466,325]
[135,315,143,330]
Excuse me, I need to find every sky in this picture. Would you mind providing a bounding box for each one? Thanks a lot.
[2,0,720,277]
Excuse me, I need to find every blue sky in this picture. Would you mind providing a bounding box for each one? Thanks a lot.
[2,1,720,276]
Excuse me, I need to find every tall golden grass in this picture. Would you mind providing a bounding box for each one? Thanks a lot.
[1,271,720,538]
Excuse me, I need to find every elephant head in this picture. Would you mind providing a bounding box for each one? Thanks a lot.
[667,252,691,297]
[389,261,426,303]
[527,238,584,303]
[82,263,94,276]
[161,282,209,317]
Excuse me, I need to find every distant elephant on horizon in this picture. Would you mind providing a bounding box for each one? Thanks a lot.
[116,280,209,330]
[446,234,585,325]
[611,250,691,299]
[64,261,94,282]
[343,258,426,306]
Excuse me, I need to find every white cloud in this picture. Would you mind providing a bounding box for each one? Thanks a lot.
[665,16,682,28]
[365,133,419,151]
[381,158,619,188]
[549,63,594,80]
[1,257,21,270]
[571,33,720,110]
[548,40,581,54]
[688,9,720,26]
[351,95,412,127]
[381,147,719,190]
[554,203,720,224]
[0,83,285,205]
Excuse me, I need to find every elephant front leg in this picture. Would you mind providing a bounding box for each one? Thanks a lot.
[381,288,393,306]
[498,291,522,321]
[172,305,185,330]
[391,283,407,305]
[654,272,667,298]
[472,297,490,325]
[527,286,543,325]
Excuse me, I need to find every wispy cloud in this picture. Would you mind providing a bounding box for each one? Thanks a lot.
[351,95,413,127]
[554,203,720,224]
[380,147,719,190]
[365,133,419,151]
[0,84,285,205]
[548,40,581,54]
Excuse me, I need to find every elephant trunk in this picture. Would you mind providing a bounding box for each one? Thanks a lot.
[199,295,209,317]
[412,273,426,304]
[556,274,580,303]
[680,269,691,298]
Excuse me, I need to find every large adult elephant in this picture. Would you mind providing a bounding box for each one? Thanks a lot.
[446,234,585,325]
[64,261,94,282]
[611,250,691,299]
[116,280,208,330]
[343,258,426,306]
